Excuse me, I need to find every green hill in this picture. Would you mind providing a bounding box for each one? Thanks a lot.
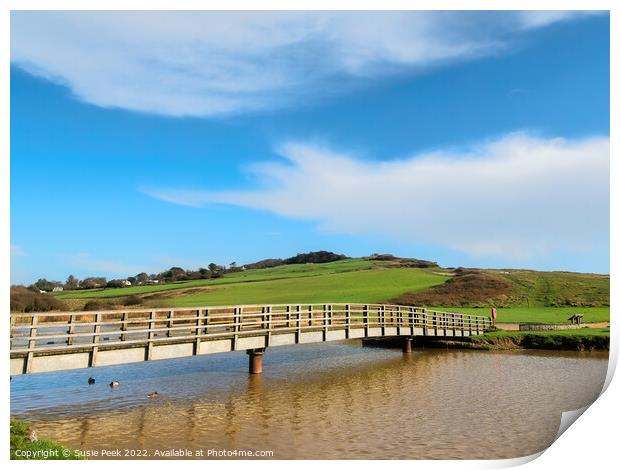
[47,258,609,323]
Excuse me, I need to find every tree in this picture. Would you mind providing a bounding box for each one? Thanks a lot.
[127,276,137,285]
[208,263,218,273]
[135,272,149,284]
[79,277,107,289]
[161,267,186,282]
[32,278,62,292]
[65,275,79,290]
[106,279,126,288]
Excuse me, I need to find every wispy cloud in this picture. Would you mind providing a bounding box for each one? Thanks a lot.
[11,11,594,117]
[143,133,610,261]
[10,244,27,257]
[59,253,150,277]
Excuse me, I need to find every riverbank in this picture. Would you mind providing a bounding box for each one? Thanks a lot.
[363,328,610,351]
[10,418,82,460]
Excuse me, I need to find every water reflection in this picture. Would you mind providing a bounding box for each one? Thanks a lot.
[11,342,608,459]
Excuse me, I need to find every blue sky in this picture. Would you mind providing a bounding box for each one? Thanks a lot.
[10,11,609,284]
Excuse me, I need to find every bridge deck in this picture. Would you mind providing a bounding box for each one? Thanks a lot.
[10,303,492,375]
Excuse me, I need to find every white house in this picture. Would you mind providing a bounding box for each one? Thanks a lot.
[52,286,63,292]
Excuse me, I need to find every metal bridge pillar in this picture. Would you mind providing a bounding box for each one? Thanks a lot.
[402,337,413,353]
[247,348,265,374]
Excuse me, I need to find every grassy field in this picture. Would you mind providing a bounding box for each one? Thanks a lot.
[52,259,377,300]
[501,269,610,307]
[438,306,610,324]
[48,258,610,324]
[55,260,448,307]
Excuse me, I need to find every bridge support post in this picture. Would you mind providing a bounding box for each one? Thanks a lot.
[247,348,265,374]
[402,337,413,354]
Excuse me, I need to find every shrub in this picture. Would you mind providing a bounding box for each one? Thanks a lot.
[105,279,126,288]
[285,251,348,265]
[83,300,116,311]
[10,287,66,313]
[122,295,144,306]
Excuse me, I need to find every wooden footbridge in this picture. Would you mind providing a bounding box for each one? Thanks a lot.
[10,304,492,375]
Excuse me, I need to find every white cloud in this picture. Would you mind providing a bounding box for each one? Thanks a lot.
[142,133,610,261]
[11,11,594,117]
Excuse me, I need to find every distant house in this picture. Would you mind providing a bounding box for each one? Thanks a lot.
[146,279,159,285]
[122,280,132,287]
[52,286,64,292]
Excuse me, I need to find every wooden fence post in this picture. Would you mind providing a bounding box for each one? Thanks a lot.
[67,314,76,346]
[120,312,128,342]
[296,305,301,342]
[265,306,272,347]
[233,307,241,350]
[345,304,351,338]
[167,310,174,337]
[146,310,156,360]
[25,315,38,374]
[194,309,203,355]
[90,313,102,367]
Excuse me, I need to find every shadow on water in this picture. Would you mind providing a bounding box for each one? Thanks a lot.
[10,341,609,459]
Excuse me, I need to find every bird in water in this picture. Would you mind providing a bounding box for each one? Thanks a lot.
[88,377,95,385]
[146,392,159,399]
[109,380,119,388]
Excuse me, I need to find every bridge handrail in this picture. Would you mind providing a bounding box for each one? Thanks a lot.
[9,303,491,320]
[10,303,491,355]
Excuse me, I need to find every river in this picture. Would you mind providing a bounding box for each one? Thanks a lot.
[10,341,608,459]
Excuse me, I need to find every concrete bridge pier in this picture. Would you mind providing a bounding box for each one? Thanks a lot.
[402,337,413,353]
[247,348,265,374]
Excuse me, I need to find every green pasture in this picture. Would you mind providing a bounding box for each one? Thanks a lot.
[153,267,446,307]
[52,259,377,300]
[441,306,610,324]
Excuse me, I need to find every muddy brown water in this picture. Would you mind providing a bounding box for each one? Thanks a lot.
[10,341,608,459]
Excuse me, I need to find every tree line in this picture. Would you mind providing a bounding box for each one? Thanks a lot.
[24,251,349,292]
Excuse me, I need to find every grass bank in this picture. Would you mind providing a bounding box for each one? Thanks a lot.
[10,418,82,460]
[433,328,610,351]
[433,306,610,324]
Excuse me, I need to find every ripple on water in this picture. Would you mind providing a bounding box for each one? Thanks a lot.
[10,342,608,459]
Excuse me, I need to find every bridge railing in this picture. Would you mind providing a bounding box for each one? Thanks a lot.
[10,303,491,358]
